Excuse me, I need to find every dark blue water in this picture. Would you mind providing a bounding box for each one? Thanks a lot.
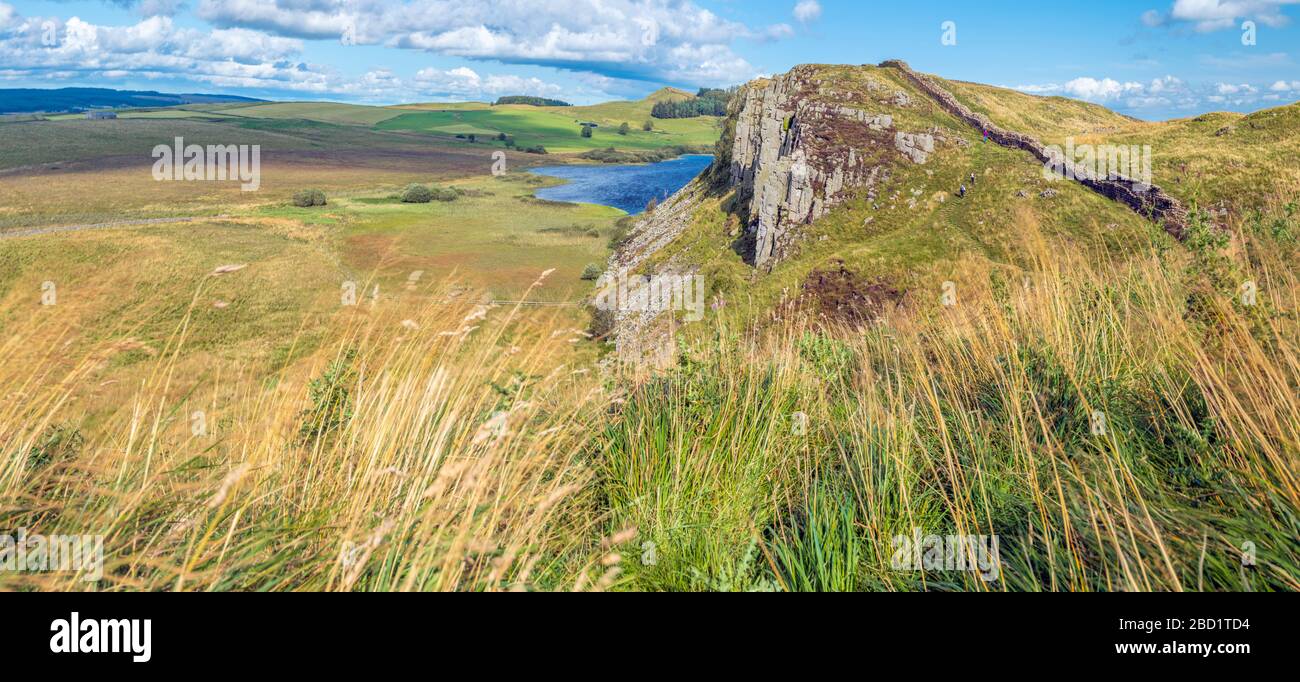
[529,154,713,215]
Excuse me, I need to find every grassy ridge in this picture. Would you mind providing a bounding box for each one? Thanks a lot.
[2,203,1295,591]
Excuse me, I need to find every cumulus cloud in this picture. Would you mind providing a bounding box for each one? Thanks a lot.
[0,9,343,95]
[1062,77,1144,101]
[411,65,564,99]
[0,4,578,101]
[1013,72,1293,112]
[1215,82,1257,94]
[793,0,822,24]
[1143,0,1299,32]
[195,0,767,87]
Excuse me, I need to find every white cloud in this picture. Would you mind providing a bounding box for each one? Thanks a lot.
[0,5,584,103]
[411,66,564,100]
[793,0,822,23]
[1061,76,1144,101]
[196,0,766,87]
[1145,0,1299,32]
[0,10,341,95]
[1015,71,1295,112]
[1215,82,1257,94]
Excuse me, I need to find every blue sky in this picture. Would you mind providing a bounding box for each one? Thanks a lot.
[1,0,1297,119]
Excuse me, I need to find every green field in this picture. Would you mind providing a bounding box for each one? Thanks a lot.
[214,101,408,126]
[377,99,721,152]
[2,89,723,165]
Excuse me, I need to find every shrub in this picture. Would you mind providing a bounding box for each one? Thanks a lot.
[643,120,654,132]
[400,184,434,203]
[523,145,548,155]
[607,216,635,250]
[292,189,327,207]
[298,352,356,445]
[618,122,630,136]
[26,424,83,470]
[580,263,603,281]
[580,124,593,138]
[431,187,460,202]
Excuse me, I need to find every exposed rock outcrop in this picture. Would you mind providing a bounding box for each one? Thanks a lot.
[597,179,704,364]
[727,66,935,268]
[881,59,1193,239]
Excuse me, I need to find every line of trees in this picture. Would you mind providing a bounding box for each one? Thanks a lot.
[650,87,737,119]
[494,96,571,107]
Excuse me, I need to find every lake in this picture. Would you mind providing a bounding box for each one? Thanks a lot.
[528,154,714,215]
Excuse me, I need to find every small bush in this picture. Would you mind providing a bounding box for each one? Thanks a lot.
[431,187,460,202]
[292,189,327,207]
[523,146,548,155]
[618,122,630,136]
[26,424,84,470]
[298,352,356,445]
[400,184,434,203]
[607,216,635,251]
[580,263,603,280]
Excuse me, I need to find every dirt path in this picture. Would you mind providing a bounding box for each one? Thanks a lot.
[0,215,229,240]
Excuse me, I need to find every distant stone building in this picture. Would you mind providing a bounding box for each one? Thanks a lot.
[85,111,117,120]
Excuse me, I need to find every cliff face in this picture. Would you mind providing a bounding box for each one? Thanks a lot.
[600,60,1203,358]
[726,65,936,267]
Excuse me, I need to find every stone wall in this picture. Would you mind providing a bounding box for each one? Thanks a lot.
[881,60,1192,239]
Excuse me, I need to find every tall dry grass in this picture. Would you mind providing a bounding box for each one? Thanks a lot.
[2,205,1297,591]
[601,208,1298,591]
[1,271,616,591]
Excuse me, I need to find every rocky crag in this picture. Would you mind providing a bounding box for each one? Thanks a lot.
[602,60,1200,356]
[726,65,941,268]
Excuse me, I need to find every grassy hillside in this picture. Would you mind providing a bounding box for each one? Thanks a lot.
[0,116,450,172]
[0,87,260,114]
[2,63,1295,593]
[215,101,407,126]
[0,167,617,434]
[939,76,1300,209]
[640,64,1166,327]
[3,198,1295,591]
[378,90,722,152]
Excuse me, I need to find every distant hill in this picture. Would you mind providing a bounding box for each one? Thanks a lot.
[0,88,264,114]
[494,96,571,107]
[644,87,696,103]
